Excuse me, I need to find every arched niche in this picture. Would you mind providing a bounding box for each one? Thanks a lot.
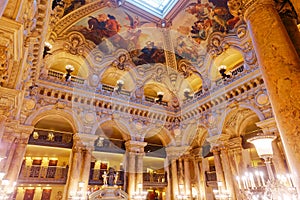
[210,47,244,81]
[143,81,174,104]
[100,67,136,92]
[48,52,89,78]
[95,120,131,152]
[34,115,74,133]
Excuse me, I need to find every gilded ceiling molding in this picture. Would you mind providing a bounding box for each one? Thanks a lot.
[52,0,110,38]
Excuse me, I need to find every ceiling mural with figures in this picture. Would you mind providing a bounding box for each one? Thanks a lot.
[48,0,246,103]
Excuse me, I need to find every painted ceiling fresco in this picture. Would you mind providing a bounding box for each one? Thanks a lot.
[62,0,241,67]
[69,7,166,66]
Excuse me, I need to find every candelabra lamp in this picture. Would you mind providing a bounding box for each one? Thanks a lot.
[65,64,74,82]
[235,133,298,200]
[132,184,147,200]
[115,79,124,93]
[155,92,164,104]
[213,181,231,200]
[183,88,193,100]
[176,184,189,200]
[0,157,17,200]
[218,65,230,80]
[70,182,86,200]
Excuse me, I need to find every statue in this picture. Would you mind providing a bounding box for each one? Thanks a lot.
[102,171,108,185]
[107,167,116,186]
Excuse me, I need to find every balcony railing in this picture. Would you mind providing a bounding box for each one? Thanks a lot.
[143,172,167,187]
[18,165,69,184]
[205,171,217,187]
[29,129,73,148]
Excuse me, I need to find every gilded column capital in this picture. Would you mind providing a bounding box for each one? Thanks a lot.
[228,0,275,18]
[125,140,147,153]
[165,146,189,160]
[255,118,278,134]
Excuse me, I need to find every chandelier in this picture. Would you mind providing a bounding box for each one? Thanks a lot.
[176,184,189,200]
[0,157,17,200]
[131,184,147,200]
[213,181,231,200]
[236,134,298,200]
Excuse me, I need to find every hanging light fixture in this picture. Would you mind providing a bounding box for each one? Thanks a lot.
[235,133,298,199]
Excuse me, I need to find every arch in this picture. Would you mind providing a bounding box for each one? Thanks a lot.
[143,126,173,147]
[218,103,264,138]
[24,106,82,133]
[182,122,209,147]
[95,118,131,141]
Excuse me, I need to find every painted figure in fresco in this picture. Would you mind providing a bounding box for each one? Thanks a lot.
[76,13,128,52]
[63,0,86,16]
[186,0,240,43]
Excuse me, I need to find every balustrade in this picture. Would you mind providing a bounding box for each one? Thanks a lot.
[29,129,73,148]
[18,165,69,184]
[143,172,167,187]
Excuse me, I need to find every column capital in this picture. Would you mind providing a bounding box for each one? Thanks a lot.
[227,137,243,150]
[206,134,230,148]
[125,140,147,153]
[165,146,189,159]
[228,0,275,18]
[255,118,278,134]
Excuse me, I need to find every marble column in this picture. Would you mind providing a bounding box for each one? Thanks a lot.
[277,0,300,56]
[178,158,184,185]
[127,152,136,198]
[201,158,214,200]
[228,0,300,192]
[171,159,179,198]
[125,140,146,198]
[227,137,246,200]
[6,138,27,181]
[65,145,83,198]
[194,157,205,200]
[220,146,236,200]
[5,125,33,182]
[164,158,171,200]
[212,147,225,186]
[80,147,93,197]
[272,138,288,175]
[183,156,191,197]
[136,153,144,191]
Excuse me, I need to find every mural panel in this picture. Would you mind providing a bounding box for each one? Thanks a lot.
[68,7,166,65]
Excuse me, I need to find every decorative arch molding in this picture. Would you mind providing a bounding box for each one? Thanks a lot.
[218,102,265,137]
[24,105,82,133]
[143,126,173,147]
[89,187,128,200]
[182,122,209,147]
[51,0,110,38]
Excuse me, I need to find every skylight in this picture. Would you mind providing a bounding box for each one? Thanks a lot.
[126,0,179,18]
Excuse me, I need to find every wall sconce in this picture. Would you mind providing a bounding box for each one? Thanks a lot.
[183,88,193,100]
[65,65,74,81]
[218,65,230,80]
[115,79,124,93]
[161,20,166,28]
[43,42,52,58]
[156,92,164,104]
[117,0,122,6]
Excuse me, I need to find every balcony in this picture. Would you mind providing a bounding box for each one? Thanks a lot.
[143,172,167,188]
[29,129,73,148]
[205,171,217,188]
[18,165,69,184]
